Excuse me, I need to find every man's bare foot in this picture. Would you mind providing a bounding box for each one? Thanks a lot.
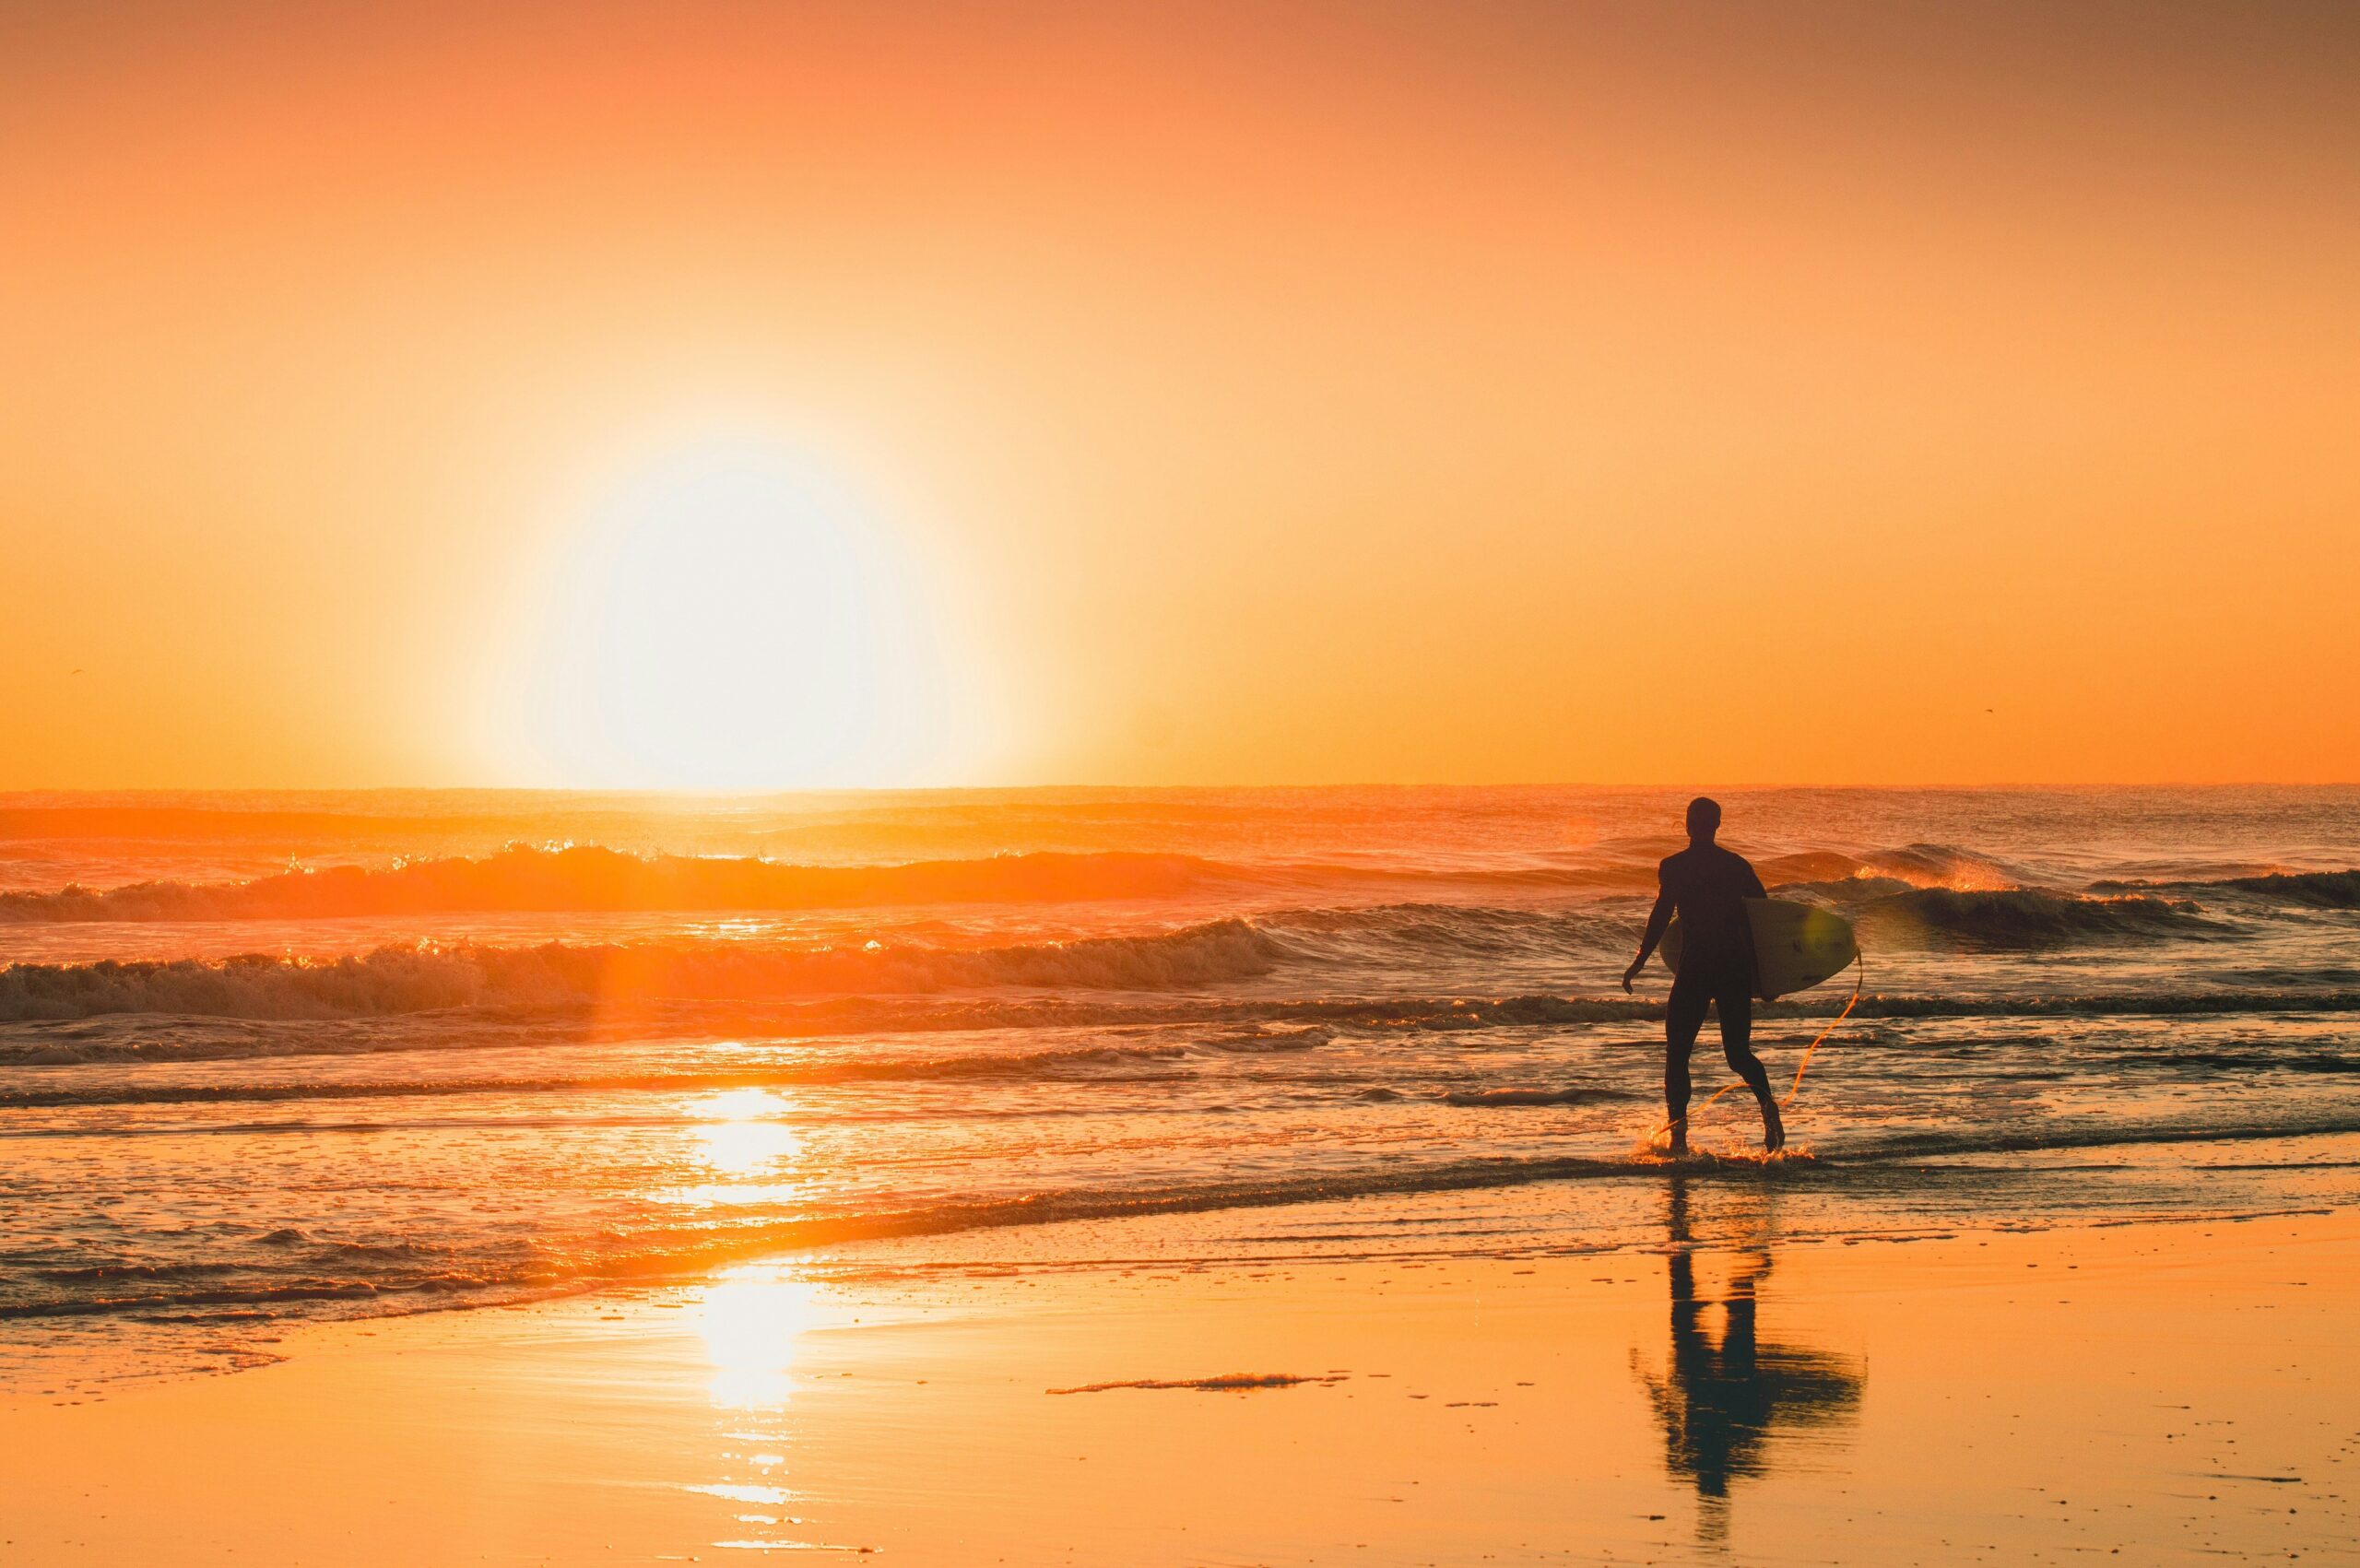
[1761,1099,1786,1154]
[1665,1117,1688,1158]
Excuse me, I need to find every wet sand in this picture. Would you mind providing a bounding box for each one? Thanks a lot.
[6,1198,2355,1565]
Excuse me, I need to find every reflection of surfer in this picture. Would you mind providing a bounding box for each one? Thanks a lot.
[1634,1177,1866,1545]
[1622,797,1782,1153]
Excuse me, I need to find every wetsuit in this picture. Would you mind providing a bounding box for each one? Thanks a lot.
[1647,844,1775,1124]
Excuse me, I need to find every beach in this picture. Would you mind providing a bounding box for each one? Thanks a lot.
[8,1181,2355,1565]
[16,0,2360,1556]
[5,786,2359,1562]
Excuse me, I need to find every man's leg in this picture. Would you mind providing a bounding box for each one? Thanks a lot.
[1664,980,1707,1154]
[1716,985,1785,1152]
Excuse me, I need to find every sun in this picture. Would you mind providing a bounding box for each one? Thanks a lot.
[491,433,958,790]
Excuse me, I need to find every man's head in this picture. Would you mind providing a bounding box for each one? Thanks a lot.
[1685,796,1722,844]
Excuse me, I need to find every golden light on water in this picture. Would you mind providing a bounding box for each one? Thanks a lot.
[690,1088,807,1181]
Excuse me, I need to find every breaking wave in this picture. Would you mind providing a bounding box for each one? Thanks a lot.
[2187,870,2360,908]
[0,837,2165,928]
[0,845,1239,923]
[0,919,1294,1022]
[1758,843,2027,892]
[1860,888,2218,948]
[0,843,1674,923]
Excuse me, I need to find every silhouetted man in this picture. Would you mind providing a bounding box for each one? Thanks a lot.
[1622,797,1783,1154]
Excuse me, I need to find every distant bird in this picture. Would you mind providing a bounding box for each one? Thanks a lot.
[70,667,83,676]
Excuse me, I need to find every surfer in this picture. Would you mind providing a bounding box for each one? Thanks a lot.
[1622,797,1783,1154]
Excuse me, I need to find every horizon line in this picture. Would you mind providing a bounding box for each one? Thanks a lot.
[2,779,2354,797]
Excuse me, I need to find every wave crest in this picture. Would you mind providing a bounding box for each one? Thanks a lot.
[1760,843,2025,893]
[2202,870,2360,908]
[1862,888,2215,948]
[0,919,1292,1022]
[0,845,1233,924]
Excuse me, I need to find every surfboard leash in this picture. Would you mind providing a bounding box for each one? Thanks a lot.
[1779,949,1864,1110]
[1645,948,1865,1149]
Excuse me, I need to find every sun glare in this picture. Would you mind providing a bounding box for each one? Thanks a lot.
[494,435,957,790]
[699,1271,831,1411]
[693,1088,806,1180]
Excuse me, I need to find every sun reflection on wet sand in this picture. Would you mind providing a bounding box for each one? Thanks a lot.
[698,1270,829,1410]
[689,1268,871,1555]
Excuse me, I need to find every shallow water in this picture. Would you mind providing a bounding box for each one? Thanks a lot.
[3,784,2356,1380]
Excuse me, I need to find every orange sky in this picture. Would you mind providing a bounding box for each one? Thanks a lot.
[4,1,2355,788]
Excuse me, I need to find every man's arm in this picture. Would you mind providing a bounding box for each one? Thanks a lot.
[1622,883,1674,993]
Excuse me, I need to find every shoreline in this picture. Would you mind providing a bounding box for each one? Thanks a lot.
[15,1120,2360,1402]
[6,1193,2354,1565]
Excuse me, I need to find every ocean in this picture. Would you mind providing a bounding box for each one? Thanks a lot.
[5,785,2357,1384]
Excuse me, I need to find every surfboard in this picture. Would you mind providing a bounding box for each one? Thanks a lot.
[1659,897,1858,1000]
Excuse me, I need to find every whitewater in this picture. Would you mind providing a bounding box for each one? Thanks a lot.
[5,785,2357,1381]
